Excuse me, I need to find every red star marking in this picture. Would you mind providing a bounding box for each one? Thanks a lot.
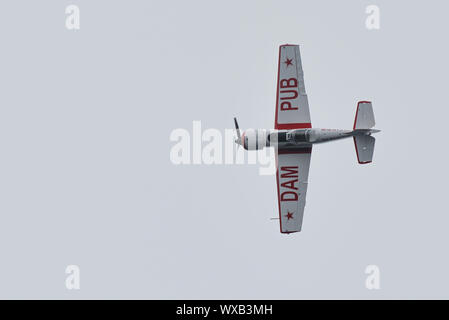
[285,211,294,220]
[284,58,293,67]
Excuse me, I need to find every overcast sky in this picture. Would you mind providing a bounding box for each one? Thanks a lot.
[0,0,447,299]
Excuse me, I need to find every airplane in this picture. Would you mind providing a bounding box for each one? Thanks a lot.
[234,44,380,234]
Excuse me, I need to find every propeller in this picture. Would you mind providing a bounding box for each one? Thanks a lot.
[234,117,242,146]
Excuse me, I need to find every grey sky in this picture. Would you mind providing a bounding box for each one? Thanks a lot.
[0,0,447,299]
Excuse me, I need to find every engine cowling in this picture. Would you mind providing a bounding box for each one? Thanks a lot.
[242,129,269,150]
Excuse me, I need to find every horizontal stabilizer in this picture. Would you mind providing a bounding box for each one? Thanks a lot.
[354,135,375,164]
[354,101,375,130]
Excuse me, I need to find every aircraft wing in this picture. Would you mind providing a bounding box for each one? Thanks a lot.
[276,148,312,233]
[274,44,312,130]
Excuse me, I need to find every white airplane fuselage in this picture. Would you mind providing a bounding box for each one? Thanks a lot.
[240,128,380,150]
